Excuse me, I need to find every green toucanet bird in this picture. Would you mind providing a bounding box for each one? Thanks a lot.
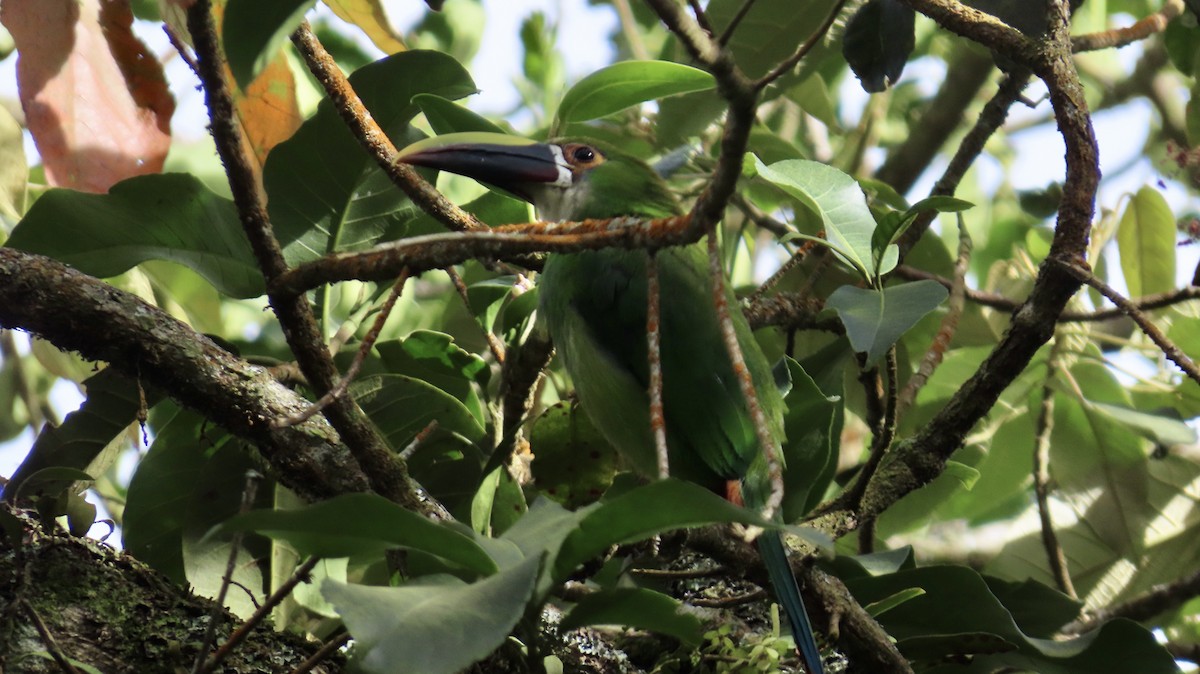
[399,133,825,674]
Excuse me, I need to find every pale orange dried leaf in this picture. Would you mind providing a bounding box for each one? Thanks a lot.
[323,0,406,54]
[233,52,301,165]
[1,0,175,193]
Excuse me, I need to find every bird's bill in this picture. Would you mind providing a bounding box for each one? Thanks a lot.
[396,132,570,202]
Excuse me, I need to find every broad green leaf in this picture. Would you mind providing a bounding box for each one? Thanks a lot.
[353,373,486,446]
[379,330,489,386]
[529,401,619,509]
[5,368,162,503]
[123,405,264,617]
[1050,360,1151,559]
[264,51,476,265]
[6,174,263,298]
[471,465,528,537]
[414,94,507,135]
[1088,402,1197,446]
[826,280,949,365]
[555,61,715,125]
[847,566,1176,673]
[323,554,542,674]
[224,0,317,89]
[1116,186,1176,298]
[560,587,704,644]
[213,492,497,574]
[554,479,827,581]
[780,358,841,521]
[843,0,916,93]
[755,157,879,279]
[705,0,841,79]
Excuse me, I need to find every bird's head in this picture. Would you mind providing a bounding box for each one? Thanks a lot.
[397,132,680,221]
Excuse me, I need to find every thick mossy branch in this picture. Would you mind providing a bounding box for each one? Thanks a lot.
[0,249,370,502]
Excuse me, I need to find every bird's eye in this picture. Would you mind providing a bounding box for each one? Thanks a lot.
[572,146,596,163]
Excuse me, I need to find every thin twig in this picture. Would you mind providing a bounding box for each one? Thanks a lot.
[399,420,440,461]
[448,268,506,364]
[896,216,972,416]
[22,599,82,674]
[716,0,757,45]
[647,252,670,480]
[1062,565,1200,635]
[287,631,352,674]
[1056,260,1200,387]
[845,348,899,509]
[692,588,769,608]
[163,24,200,79]
[612,0,651,60]
[687,0,715,36]
[1,331,44,432]
[273,271,411,428]
[707,234,784,518]
[753,0,849,90]
[1071,0,1183,52]
[746,236,820,304]
[192,470,262,674]
[1033,341,1076,599]
[200,556,323,674]
[630,566,726,579]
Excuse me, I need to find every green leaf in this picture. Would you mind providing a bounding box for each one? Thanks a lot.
[870,197,974,273]
[560,587,704,644]
[264,51,476,266]
[223,0,316,89]
[554,479,826,581]
[529,401,619,509]
[375,331,489,425]
[123,405,264,617]
[1116,186,1176,298]
[213,492,497,574]
[414,93,507,135]
[471,465,528,537]
[863,587,926,617]
[848,566,1176,673]
[1088,402,1197,446]
[353,373,486,446]
[323,554,542,674]
[826,280,949,365]
[6,174,263,298]
[755,158,879,279]
[780,359,841,521]
[555,61,715,125]
[705,0,841,79]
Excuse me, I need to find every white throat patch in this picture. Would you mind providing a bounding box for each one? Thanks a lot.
[547,144,574,188]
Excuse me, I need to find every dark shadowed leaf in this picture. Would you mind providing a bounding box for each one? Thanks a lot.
[560,587,704,644]
[214,492,497,574]
[224,0,316,89]
[843,0,916,93]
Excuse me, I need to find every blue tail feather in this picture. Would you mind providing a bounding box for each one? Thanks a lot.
[757,530,824,674]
